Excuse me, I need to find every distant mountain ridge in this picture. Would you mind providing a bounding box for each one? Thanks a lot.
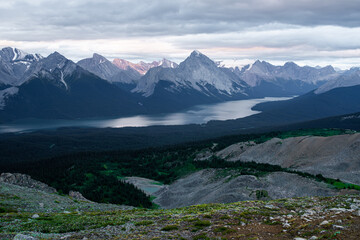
[1,46,360,123]
[113,58,178,75]
[230,60,338,97]
[133,50,248,97]
[0,51,146,121]
[77,53,142,86]
[315,67,360,94]
[236,60,336,86]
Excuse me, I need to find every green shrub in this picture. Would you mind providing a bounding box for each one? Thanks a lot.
[135,220,153,226]
[193,220,211,227]
[161,225,179,231]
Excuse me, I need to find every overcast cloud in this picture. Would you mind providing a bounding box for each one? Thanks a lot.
[0,0,359,68]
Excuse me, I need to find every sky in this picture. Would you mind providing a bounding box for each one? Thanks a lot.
[0,0,359,69]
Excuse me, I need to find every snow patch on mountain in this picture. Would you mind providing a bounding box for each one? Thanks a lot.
[1,47,42,63]
[59,71,68,90]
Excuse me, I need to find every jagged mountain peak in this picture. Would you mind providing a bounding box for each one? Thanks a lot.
[159,58,178,68]
[180,50,216,69]
[45,51,69,66]
[77,53,142,85]
[93,53,103,57]
[322,65,336,72]
[92,53,108,63]
[243,60,275,77]
[77,53,120,82]
[284,61,298,67]
[190,50,203,57]
[48,51,65,58]
[113,57,177,75]
[44,52,72,66]
[188,50,209,60]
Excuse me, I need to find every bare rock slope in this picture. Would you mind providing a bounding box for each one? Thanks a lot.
[217,133,360,184]
[153,169,352,209]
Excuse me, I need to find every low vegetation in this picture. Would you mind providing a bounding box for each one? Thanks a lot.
[2,195,360,239]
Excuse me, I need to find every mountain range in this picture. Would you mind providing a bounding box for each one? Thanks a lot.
[0,46,359,124]
[113,58,178,75]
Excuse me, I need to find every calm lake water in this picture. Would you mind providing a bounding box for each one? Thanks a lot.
[0,97,292,134]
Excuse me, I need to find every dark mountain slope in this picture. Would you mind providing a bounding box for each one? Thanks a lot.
[252,85,360,124]
[0,68,145,120]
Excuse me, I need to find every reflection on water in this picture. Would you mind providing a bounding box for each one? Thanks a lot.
[0,97,292,133]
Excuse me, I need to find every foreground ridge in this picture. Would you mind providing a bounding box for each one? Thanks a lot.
[1,189,360,239]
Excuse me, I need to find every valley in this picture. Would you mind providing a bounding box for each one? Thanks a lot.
[1,1,359,239]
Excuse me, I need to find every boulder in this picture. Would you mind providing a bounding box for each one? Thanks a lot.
[69,190,91,202]
[13,234,38,240]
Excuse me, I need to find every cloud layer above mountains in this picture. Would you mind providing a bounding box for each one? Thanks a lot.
[0,0,359,68]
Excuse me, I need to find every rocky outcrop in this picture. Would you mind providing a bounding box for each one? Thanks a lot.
[0,173,56,193]
[69,190,92,202]
[217,133,360,184]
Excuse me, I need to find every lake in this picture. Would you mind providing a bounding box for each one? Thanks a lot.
[0,96,292,134]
